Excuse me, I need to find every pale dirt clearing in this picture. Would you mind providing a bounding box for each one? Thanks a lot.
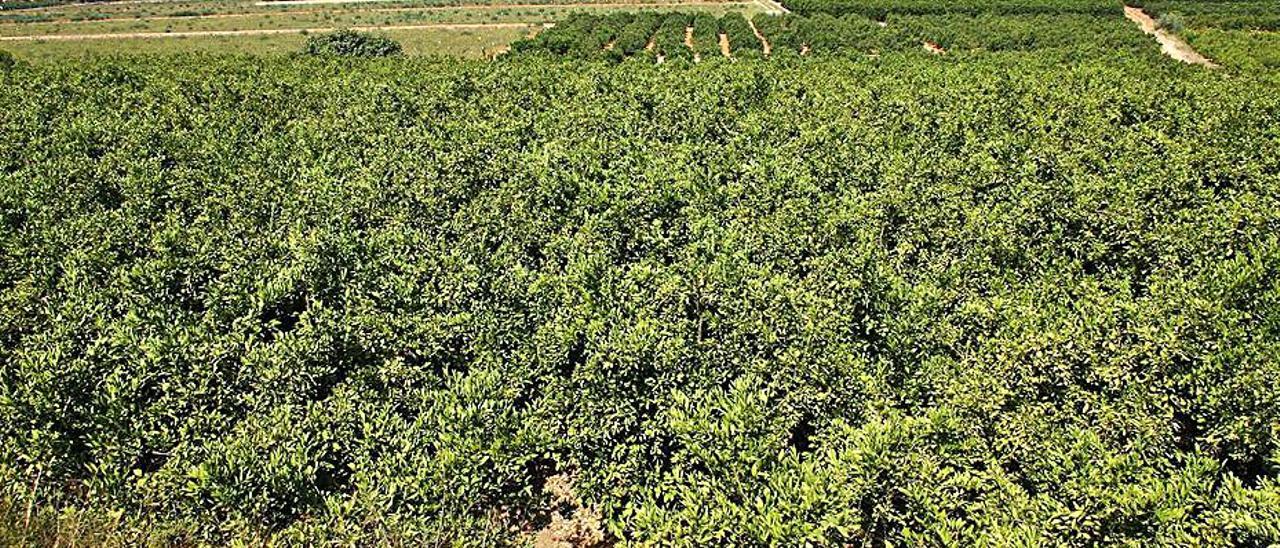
[0,22,543,41]
[528,474,607,548]
[718,31,728,57]
[752,0,787,15]
[1123,6,1218,67]
[684,25,698,61]
[923,40,945,54]
[747,17,769,55]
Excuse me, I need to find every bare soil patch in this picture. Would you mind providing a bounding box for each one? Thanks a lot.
[752,0,788,15]
[1123,6,1218,67]
[923,40,945,54]
[684,25,699,61]
[530,474,609,548]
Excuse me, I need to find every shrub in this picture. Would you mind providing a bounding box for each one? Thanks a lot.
[1157,12,1186,33]
[0,50,14,70]
[303,30,402,57]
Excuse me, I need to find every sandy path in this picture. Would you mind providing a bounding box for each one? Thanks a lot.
[746,17,768,55]
[683,25,698,61]
[1123,6,1217,67]
[0,21,543,40]
[752,0,788,15]
[718,31,728,57]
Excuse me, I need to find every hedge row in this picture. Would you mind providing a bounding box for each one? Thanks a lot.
[782,0,1125,18]
[691,12,721,58]
[652,13,693,60]
[718,12,762,55]
[516,12,1159,58]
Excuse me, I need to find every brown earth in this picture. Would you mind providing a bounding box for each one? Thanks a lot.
[530,474,609,548]
[1123,5,1218,67]
[684,25,699,61]
[923,40,945,54]
[747,17,770,55]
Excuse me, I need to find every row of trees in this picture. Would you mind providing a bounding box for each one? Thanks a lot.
[513,11,771,60]
[513,12,1157,58]
[783,0,1125,18]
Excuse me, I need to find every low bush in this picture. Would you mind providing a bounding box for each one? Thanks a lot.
[302,30,402,58]
[1157,11,1186,33]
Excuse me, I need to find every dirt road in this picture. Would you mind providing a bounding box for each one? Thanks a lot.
[1123,6,1217,67]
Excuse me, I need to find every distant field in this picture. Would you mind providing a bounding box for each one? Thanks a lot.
[0,24,535,58]
[0,0,762,59]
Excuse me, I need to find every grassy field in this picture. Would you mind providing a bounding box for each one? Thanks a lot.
[0,25,536,58]
[0,0,765,59]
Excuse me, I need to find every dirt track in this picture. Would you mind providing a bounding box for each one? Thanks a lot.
[747,17,768,55]
[1123,6,1217,67]
[0,21,545,41]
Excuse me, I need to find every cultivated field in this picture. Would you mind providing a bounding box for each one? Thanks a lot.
[1,0,1279,546]
[0,0,772,58]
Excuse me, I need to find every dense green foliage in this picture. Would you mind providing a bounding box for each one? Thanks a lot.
[888,13,1150,53]
[303,29,402,58]
[652,13,693,61]
[781,0,1122,19]
[1132,0,1280,31]
[2,49,1279,544]
[718,13,761,56]
[690,13,721,59]
[1184,27,1280,71]
[1128,1,1280,71]
[0,50,13,70]
[515,12,1152,58]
